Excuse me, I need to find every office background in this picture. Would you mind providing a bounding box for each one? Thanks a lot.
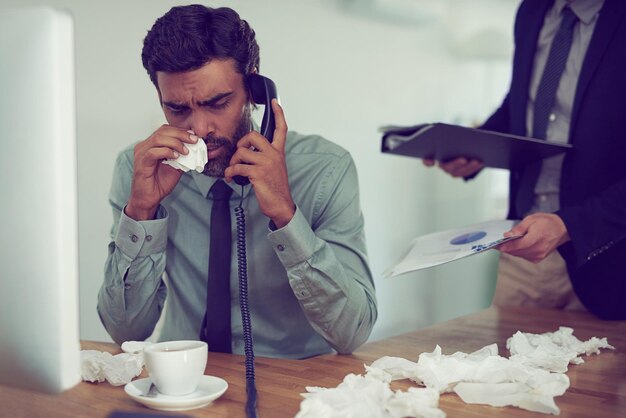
[2,0,518,342]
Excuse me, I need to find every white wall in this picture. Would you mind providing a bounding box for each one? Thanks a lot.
[1,0,518,342]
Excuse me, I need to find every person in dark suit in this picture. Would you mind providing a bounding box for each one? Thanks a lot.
[425,0,626,319]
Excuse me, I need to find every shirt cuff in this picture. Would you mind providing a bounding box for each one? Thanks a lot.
[115,205,168,259]
[267,207,318,267]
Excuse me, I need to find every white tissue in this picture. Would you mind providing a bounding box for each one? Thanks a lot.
[162,132,208,173]
[298,373,394,418]
[296,328,613,417]
[296,373,444,418]
[386,388,445,418]
[507,326,615,372]
[415,344,504,393]
[454,376,569,415]
[367,356,422,383]
[121,340,148,355]
[81,349,144,386]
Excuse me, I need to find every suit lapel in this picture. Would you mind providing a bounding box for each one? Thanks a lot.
[511,0,554,135]
[518,0,554,88]
[572,0,626,133]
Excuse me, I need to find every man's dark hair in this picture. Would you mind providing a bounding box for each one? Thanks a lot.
[141,5,260,87]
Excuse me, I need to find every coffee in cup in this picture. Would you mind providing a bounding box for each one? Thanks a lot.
[143,340,208,396]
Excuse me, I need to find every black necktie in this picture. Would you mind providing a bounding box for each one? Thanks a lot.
[201,180,233,353]
[515,6,578,217]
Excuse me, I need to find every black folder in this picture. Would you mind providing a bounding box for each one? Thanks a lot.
[381,123,571,170]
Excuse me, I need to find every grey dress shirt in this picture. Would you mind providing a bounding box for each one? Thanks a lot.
[98,131,377,359]
[526,0,604,214]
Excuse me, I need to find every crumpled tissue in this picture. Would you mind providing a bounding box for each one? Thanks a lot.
[368,346,569,415]
[507,326,614,373]
[297,328,613,417]
[296,372,444,418]
[80,340,147,386]
[162,131,208,173]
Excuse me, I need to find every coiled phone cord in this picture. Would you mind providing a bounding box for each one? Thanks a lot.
[235,186,258,418]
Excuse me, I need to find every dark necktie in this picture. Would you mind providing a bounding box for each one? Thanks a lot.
[201,180,234,353]
[515,6,578,217]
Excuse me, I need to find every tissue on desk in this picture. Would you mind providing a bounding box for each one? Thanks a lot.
[386,388,444,418]
[454,377,569,415]
[507,326,615,373]
[297,373,444,418]
[162,133,208,173]
[367,347,569,414]
[297,328,613,417]
[298,373,395,418]
[81,349,144,386]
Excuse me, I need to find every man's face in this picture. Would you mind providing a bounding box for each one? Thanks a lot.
[156,59,251,177]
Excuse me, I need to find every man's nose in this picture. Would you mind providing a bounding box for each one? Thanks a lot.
[190,112,215,139]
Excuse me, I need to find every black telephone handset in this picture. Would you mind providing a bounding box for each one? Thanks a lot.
[234,74,278,418]
[233,74,279,186]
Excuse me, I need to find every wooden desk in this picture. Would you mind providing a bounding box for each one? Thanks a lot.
[2,306,625,417]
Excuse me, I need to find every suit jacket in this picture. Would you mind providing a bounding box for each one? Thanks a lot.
[481,0,626,319]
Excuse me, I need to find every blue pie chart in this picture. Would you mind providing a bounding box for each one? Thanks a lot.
[449,231,487,245]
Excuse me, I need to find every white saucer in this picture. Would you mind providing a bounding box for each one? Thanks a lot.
[125,375,228,411]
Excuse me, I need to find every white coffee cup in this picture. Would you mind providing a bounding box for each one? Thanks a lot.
[143,340,208,396]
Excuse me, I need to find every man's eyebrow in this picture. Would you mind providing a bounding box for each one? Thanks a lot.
[198,91,234,106]
[161,101,188,110]
[161,91,234,110]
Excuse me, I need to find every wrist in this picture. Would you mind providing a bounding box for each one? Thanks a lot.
[558,231,571,246]
[271,204,296,229]
[125,201,157,221]
[553,214,570,246]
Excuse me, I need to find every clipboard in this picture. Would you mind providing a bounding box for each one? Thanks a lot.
[381,123,571,170]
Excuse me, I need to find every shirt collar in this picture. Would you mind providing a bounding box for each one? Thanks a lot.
[190,171,251,200]
[557,0,605,25]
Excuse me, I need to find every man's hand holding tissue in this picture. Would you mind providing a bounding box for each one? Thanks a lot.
[497,213,570,264]
[126,126,199,221]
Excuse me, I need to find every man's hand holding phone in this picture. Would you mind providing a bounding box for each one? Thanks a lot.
[225,99,296,228]
[126,126,198,221]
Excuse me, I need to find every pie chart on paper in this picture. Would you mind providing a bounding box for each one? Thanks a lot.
[383,219,522,278]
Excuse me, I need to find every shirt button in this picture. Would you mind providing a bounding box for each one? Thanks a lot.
[130,234,138,243]
[146,235,153,242]
[540,195,547,202]
[276,244,285,252]
[124,283,131,290]
[549,113,556,122]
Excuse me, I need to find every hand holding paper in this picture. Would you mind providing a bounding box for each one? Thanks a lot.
[383,220,523,278]
[498,213,570,263]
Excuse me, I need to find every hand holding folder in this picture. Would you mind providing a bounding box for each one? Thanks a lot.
[381,123,571,170]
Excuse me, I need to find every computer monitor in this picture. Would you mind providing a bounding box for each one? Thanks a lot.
[0,6,81,394]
